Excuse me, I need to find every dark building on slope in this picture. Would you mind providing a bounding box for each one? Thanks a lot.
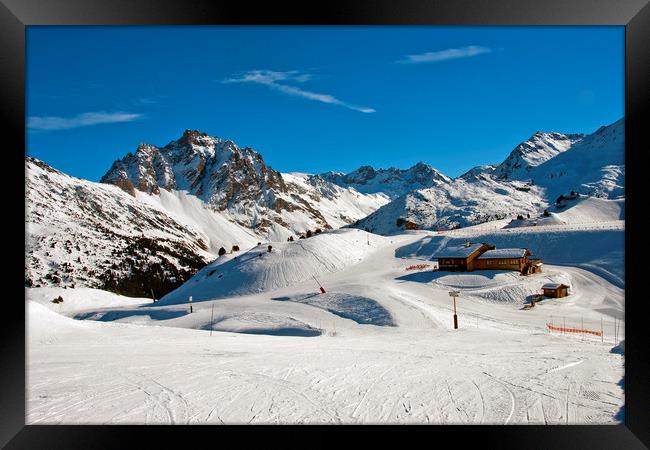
[435,241,542,274]
[473,248,531,272]
[541,283,570,298]
[435,242,495,271]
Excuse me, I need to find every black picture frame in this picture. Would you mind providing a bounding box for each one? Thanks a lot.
[3,0,648,447]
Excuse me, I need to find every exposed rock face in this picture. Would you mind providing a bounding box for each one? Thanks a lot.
[101,130,388,237]
[27,156,211,297]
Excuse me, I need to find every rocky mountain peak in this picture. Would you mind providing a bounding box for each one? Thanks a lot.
[99,130,388,237]
[134,143,159,158]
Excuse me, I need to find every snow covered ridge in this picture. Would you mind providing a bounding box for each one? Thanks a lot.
[492,131,585,180]
[101,129,389,239]
[26,157,215,298]
[320,162,452,200]
[159,229,388,304]
[351,118,624,234]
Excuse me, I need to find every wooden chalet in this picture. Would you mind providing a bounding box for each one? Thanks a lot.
[474,248,532,272]
[435,242,495,271]
[435,241,543,274]
[541,283,570,298]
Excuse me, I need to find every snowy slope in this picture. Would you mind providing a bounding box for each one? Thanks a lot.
[506,196,625,228]
[551,197,624,223]
[134,189,260,255]
[27,228,624,424]
[26,157,216,297]
[27,286,150,313]
[397,227,624,288]
[159,228,388,303]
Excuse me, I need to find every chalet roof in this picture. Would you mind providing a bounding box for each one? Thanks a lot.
[542,283,569,289]
[435,243,485,259]
[477,248,529,259]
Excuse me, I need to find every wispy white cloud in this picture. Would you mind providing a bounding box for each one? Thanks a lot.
[396,45,492,64]
[27,111,143,131]
[134,97,161,105]
[222,70,375,114]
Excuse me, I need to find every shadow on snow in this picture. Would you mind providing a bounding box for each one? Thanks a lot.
[272,292,395,326]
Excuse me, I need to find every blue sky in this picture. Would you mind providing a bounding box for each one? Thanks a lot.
[26,26,624,181]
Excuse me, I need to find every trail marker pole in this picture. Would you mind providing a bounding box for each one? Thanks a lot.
[313,275,326,294]
[449,291,460,329]
[210,304,214,337]
[189,295,193,313]
[581,317,584,341]
[601,317,604,345]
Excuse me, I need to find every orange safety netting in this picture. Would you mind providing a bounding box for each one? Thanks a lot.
[405,264,431,271]
[547,324,602,336]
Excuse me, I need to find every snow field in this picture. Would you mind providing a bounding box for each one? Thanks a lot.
[26,226,624,424]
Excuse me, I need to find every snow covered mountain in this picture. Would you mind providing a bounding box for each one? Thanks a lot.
[351,119,624,234]
[522,118,624,201]
[101,130,388,240]
[320,162,452,199]
[25,157,250,297]
[351,176,545,233]
[492,131,585,180]
[26,119,624,294]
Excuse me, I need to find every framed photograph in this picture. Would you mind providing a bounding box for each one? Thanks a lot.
[3,0,648,447]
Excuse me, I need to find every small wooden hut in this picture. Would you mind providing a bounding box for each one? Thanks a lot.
[541,283,570,298]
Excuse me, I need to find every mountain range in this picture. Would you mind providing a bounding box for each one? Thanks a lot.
[25,118,624,297]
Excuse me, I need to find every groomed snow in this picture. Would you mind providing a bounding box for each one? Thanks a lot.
[158,229,388,304]
[27,227,624,424]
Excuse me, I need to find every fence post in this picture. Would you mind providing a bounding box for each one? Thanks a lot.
[210,303,214,337]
